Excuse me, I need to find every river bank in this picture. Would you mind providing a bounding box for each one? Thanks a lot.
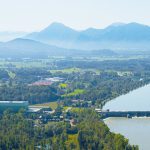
[103,84,150,150]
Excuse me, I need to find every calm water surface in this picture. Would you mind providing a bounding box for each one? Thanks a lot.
[104,117,150,150]
[103,84,150,150]
[103,84,150,111]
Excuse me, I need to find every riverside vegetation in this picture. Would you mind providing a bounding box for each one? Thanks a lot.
[1,57,150,149]
[0,109,138,150]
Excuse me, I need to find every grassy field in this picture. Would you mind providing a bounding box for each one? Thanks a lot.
[59,83,68,88]
[71,107,84,113]
[0,55,146,69]
[62,89,85,97]
[50,67,81,74]
[50,67,102,75]
[49,102,58,110]
[30,101,58,110]
[83,68,101,75]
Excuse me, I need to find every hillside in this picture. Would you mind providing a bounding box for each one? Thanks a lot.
[0,38,70,58]
[0,38,116,58]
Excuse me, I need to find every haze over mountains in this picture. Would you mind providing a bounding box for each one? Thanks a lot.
[0,31,27,42]
[0,22,150,58]
[0,38,116,58]
[25,22,150,50]
[0,38,73,58]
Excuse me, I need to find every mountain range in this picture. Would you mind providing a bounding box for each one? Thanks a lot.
[0,22,150,58]
[25,22,150,50]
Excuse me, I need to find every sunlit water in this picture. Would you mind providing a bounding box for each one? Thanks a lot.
[103,84,150,150]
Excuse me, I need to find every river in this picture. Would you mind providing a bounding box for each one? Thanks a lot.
[103,84,150,150]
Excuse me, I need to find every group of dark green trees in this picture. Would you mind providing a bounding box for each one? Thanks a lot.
[0,109,138,150]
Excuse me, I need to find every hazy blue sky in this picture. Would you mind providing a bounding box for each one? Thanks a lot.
[0,0,150,31]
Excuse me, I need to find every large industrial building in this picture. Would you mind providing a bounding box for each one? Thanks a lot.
[0,101,29,112]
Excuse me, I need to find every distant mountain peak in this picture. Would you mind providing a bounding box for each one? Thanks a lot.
[49,22,66,27]
[126,22,150,28]
[45,22,66,29]
[41,22,76,33]
[109,22,126,27]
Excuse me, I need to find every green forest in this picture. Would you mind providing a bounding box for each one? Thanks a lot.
[0,109,138,150]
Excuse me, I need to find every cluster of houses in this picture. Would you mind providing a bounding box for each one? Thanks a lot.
[0,99,92,126]
[28,104,77,126]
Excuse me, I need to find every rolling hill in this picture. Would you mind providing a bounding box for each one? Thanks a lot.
[0,38,116,58]
[0,38,71,58]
